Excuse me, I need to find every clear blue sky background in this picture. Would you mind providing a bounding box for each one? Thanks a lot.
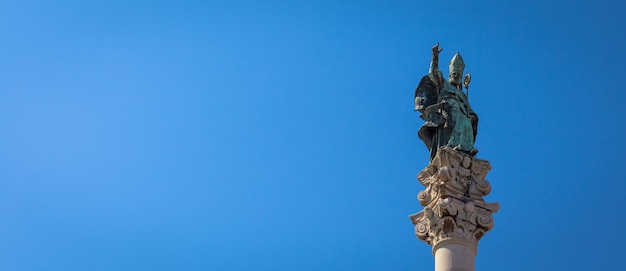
[1,1,625,270]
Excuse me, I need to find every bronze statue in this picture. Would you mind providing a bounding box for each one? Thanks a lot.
[415,43,478,160]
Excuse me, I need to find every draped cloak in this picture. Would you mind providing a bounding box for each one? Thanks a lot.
[414,75,478,160]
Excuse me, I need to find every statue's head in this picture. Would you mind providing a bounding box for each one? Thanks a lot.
[448,52,465,87]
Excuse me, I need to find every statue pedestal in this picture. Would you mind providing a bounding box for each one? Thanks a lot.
[409,147,499,271]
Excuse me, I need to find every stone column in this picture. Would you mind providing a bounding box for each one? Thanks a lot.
[410,147,499,271]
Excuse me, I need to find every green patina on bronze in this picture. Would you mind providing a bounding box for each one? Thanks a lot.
[414,43,478,160]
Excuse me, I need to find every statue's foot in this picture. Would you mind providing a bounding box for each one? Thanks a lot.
[451,146,478,156]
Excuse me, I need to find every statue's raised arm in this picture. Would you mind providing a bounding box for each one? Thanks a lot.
[429,43,444,85]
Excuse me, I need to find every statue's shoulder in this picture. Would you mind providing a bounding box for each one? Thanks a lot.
[440,81,457,93]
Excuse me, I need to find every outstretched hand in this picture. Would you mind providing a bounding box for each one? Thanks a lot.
[432,42,443,56]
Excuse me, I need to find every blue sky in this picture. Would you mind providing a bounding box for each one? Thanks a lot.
[1,1,625,270]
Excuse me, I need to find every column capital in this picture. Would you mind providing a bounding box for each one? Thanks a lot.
[410,147,499,254]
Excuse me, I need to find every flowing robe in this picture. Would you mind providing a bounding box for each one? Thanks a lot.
[415,73,478,160]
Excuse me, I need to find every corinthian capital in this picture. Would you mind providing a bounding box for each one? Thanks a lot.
[410,147,499,253]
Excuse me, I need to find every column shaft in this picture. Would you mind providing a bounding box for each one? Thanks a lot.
[434,244,475,271]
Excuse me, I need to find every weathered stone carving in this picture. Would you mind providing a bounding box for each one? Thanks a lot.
[410,147,499,254]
